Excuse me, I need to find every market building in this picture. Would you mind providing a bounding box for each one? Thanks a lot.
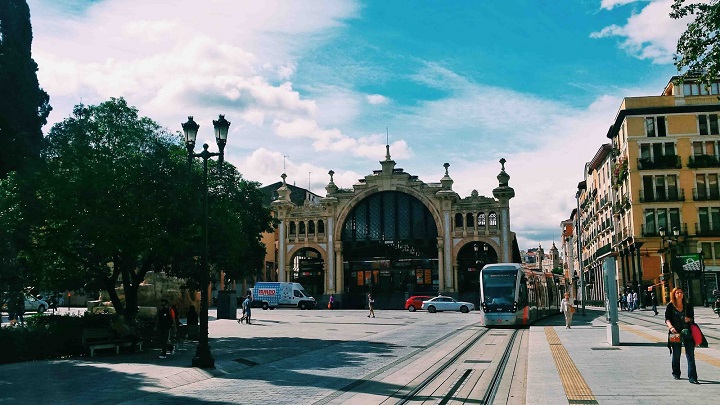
[270,147,521,309]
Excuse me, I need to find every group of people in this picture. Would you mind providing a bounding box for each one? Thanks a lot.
[618,290,640,311]
[155,299,199,359]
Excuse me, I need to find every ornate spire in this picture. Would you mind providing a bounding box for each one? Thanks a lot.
[440,162,453,190]
[325,169,338,194]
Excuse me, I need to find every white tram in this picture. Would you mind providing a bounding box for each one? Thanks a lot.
[479,263,560,327]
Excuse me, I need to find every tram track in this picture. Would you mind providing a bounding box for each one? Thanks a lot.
[312,323,486,405]
[396,328,522,405]
[395,328,491,405]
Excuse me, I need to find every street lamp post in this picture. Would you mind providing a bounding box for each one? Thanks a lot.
[576,181,586,316]
[182,115,231,369]
[659,225,680,303]
[698,246,706,306]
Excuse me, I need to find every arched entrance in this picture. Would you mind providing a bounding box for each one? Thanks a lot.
[341,191,439,309]
[290,247,325,297]
[457,242,498,307]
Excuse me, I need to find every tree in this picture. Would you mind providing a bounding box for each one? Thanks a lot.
[205,165,274,286]
[27,98,274,323]
[671,0,720,85]
[0,0,52,178]
[31,98,195,322]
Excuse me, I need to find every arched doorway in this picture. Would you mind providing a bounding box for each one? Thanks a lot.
[341,191,439,309]
[457,242,498,307]
[290,247,324,297]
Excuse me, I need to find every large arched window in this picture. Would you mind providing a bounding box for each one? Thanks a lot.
[478,212,486,227]
[466,213,474,228]
[308,220,315,235]
[318,220,325,234]
[289,222,296,235]
[341,191,438,242]
[299,221,306,234]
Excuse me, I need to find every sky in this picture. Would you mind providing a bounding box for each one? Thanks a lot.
[27,0,695,252]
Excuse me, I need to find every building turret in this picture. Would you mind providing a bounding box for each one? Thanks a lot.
[492,158,515,262]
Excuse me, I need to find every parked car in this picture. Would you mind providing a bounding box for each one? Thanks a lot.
[405,295,433,312]
[1,294,48,314]
[421,296,475,313]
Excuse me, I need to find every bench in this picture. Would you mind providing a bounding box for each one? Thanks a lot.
[82,328,143,357]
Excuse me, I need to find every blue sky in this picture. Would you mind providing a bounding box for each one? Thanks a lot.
[28,0,692,251]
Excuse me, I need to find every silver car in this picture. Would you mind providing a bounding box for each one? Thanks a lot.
[421,296,475,313]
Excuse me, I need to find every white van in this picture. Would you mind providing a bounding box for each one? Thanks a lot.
[251,282,316,310]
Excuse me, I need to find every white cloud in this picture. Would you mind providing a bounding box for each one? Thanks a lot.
[591,0,694,63]
[599,0,647,10]
[366,94,389,104]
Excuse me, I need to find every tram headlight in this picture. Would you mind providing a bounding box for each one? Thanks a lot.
[511,301,517,313]
[481,303,488,312]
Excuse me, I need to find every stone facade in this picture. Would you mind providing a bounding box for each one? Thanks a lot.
[270,147,519,308]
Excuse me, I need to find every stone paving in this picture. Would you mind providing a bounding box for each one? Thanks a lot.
[2,306,720,404]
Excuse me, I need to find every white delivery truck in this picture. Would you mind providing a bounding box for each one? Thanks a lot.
[252,282,316,310]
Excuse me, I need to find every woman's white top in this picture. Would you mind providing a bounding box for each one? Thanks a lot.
[561,298,571,313]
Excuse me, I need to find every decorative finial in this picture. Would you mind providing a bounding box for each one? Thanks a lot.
[281,173,287,186]
[499,158,506,171]
[385,144,391,161]
[443,163,449,176]
[328,170,335,183]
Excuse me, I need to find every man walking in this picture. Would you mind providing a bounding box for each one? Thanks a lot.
[651,292,659,315]
[367,294,375,318]
[155,299,176,358]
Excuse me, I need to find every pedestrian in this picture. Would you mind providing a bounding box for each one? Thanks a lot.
[155,299,176,359]
[627,292,634,311]
[186,305,199,340]
[329,294,334,310]
[241,293,252,324]
[620,293,626,311]
[651,292,659,315]
[12,292,24,326]
[367,294,375,318]
[560,292,574,329]
[632,291,639,311]
[49,295,58,314]
[665,287,699,384]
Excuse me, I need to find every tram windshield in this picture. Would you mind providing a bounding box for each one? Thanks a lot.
[482,269,517,305]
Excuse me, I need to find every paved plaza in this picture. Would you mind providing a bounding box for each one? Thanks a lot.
[1,306,720,404]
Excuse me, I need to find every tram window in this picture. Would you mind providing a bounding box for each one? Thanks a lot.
[518,277,528,306]
[482,271,516,305]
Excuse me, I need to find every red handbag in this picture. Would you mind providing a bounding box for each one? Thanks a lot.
[690,323,708,347]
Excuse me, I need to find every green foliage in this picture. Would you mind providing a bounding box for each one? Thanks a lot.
[0,0,52,177]
[1,97,276,321]
[671,0,720,85]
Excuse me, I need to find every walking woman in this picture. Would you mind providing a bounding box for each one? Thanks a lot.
[560,293,574,329]
[665,287,699,384]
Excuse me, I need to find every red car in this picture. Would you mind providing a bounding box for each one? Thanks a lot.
[405,295,433,312]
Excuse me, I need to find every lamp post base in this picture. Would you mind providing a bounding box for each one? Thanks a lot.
[192,344,215,368]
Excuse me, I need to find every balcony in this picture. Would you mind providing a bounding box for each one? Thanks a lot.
[643,222,687,237]
[695,222,720,236]
[688,154,720,169]
[639,188,685,202]
[693,188,720,201]
[637,155,681,170]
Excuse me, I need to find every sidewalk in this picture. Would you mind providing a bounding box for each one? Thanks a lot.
[526,306,720,405]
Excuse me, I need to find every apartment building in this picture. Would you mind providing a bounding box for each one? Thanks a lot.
[575,73,720,306]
